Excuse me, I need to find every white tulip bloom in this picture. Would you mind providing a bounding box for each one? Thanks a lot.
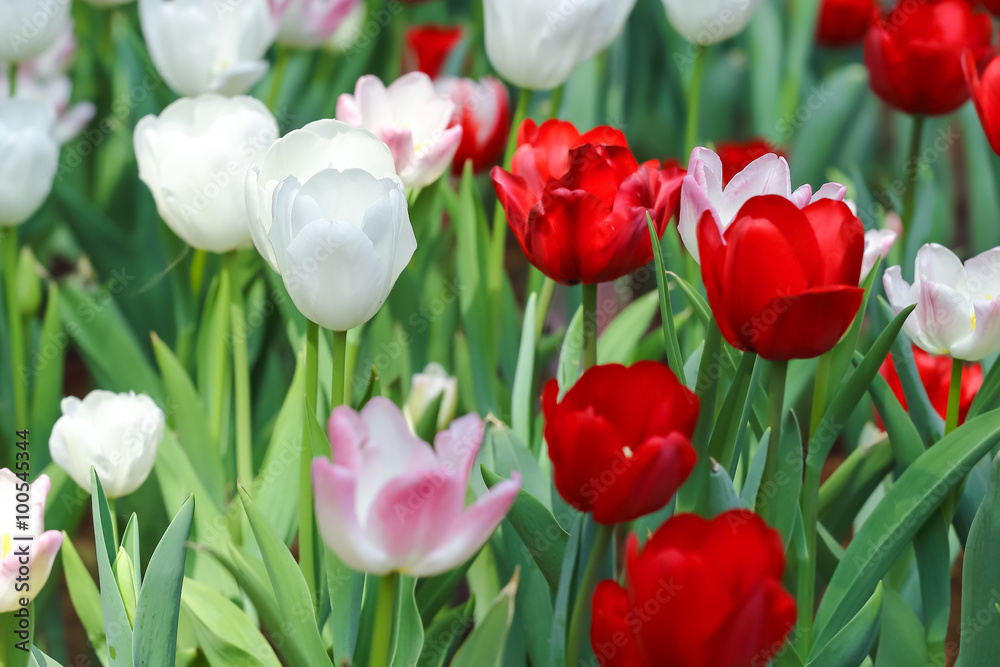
[0,470,64,612]
[404,363,458,432]
[0,0,71,63]
[246,120,416,331]
[0,99,59,227]
[139,0,275,97]
[483,0,637,90]
[885,244,1000,361]
[660,0,763,45]
[49,391,166,498]
[274,0,360,48]
[860,228,897,283]
[134,94,278,253]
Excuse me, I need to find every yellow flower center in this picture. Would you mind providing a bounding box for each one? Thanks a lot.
[972,311,978,331]
[2,533,11,560]
[622,446,634,459]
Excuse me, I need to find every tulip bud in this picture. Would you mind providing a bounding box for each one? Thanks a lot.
[16,246,42,317]
[405,363,458,434]
[0,470,64,612]
[323,1,365,54]
[0,0,72,62]
[0,99,59,227]
[49,390,166,498]
[134,94,278,254]
[114,547,139,628]
[274,0,361,49]
[435,76,510,176]
[403,24,463,79]
[659,0,762,45]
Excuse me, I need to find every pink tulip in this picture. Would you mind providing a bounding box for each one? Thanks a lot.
[312,398,520,576]
[1,470,64,612]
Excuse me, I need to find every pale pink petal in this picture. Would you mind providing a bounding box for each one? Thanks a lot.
[810,181,848,203]
[861,229,897,283]
[718,154,792,222]
[883,266,914,310]
[327,406,365,471]
[915,243,967,293]
[952,298,1000,361]
[353,75,393,130]
[677,171,722,263]
[401,124,462,189]
[312,459,390,574]
[964,247,1000,303]
[336,93,363,127]
[915,280,973,355]
[0,531,63,612]
[790,183,813,208]
[433,413,484,479]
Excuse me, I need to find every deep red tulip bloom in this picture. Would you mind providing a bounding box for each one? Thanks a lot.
[698,195,865,361]
[403,25,463,79]
[816,0,873,47]
[878,345,983,427]
[967,0,1000,15]
[437,76,510,175]
[864,0,993,116]
[541,362,698,524]
[715,139,784,185]
[591,510,796,667]
[491,119,686,285]
[963,51,1000,156]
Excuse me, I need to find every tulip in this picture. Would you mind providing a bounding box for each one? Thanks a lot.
[879,345,982,428]
[816,0,872,47]
[323,1,365,53]
[861,228,897,282]
[273,0,361,49]
[336,73,463,189]
[591,510,796,667]
[0,469,64,612]
[884,244,1000,361]
[246,119,417,331]
[404,24,463,79]
[679,146,847,263]
[491,119,685,285]
[483,0,637,90]
[541,362,698,524]
[49,391,165,498]
[963,51,1000,157]
[435,76,510,175]
[134,94,278,254]
[0,0,71,62]
[714,138,784,186]
[699,195,865,360]
[973,0,1000,15]
[312,399,520,576]
[405,363,458,433]
[139,0,275,97]
[660,0,763,45]
[865,0,993,116]
[0,99,59,227]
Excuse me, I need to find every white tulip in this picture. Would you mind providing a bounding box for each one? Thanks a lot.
[483,0,637,90]
[885,244,1000,361]
[246,119,416,331]
[274,0,360,49]
[49,391,166,498]
[860,228,897,283]
[337,73,462,189]
[0,470,64,612]
[139,0,274,97]
[0,99,59,227]
[660,0,763,45]
[134,94,278,253]
[0,0,71,62]
[404,363,458,432]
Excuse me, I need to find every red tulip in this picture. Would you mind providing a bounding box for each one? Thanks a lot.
[967,0,1000,15]
[541,362,698,525]
[436,76,510,175]
[963,51,1000,156]
[864,0,993,116]
[403,25,463,79]
[715,139,784,186]
[491,119,686,285]
[591,510,796,667]
[878,345,983,427]
[816,0,873,47]
[698,195,865,360]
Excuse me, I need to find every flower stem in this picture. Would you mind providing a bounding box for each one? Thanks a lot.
[566,523,613,667]
[226,253,253,484]
[797,465,821,656]
[684,45,707,156]
[190,249,206,299]
[757,360,788,522]
[582,283,598,371]
[331,329,348,410]
[2,228,27,430]
[945,357,963,435]
[534,277,556,342]
[266,47,292,113]
[899,114,925,242]
[370,572,398,667]
[299,320,320,611]
[548,85,564,120]
[809,352,832,442]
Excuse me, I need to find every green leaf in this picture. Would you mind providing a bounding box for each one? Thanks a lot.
[325,550,365,664]
[675,321,722,514]
[512,292,537,448]
[739,429,771,509]
[807,582,882,666]
[119,514,142,588]
[60,532,109,664]
[29,282,64,458]
[874,588,926,667]
[818,435,893,540]
[196,271,231,440]
[763,410,803,547]
[28,646,64,667]
[557,306,584,396]
[665,270,711,326]
[957,452,1000,666]
[968,351,1000,421]
[450,571,518,667]
[418,600,473,667]
[414,392,445,444]
[180,577,281,667]
[113,547,138,630]
[390,576,424,667]
[549,515,583,667]
[597,291,659,365]
[91,470,133,666]
[482,465,567,591]
[154,430,225,549]
[708,351,757,468]
[132,496,194,667]
[648,216,685,382]
[709,459,740,516]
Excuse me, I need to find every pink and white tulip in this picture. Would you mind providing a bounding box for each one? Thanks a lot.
[336,73,463,189]
[312,399,520,576]
[678,146,848,263]
[861,228,897,282]
[271,0,361,48]
[885,244,1000,361]
[434,76,510,175]
[0,470,64,612]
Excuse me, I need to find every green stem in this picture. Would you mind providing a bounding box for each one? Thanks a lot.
[809,353,832,441]
[548,85,564,120]
[108,497,119,548]
[684,45,707,156]
[797,465,821,656]
[190,249,206,299]
[370,572,398,667]
[299,320,320,610]
[331,329,348,410]
[7,62,15,97]
[266,47,292,113]
[945,357,963,435]
[566,523,614,667]
[757,360,788,520]
[209,262,232,447]
[534,277,556,342]
[899,114,925,242]
[582,283,598,371]
[3,228,27,429]
[226,253,253,484]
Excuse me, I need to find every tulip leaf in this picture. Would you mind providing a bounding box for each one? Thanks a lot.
[818,435,893,541]
[557,305,584,397]
[60,532,110,666]
[154,430,225,549]
[824,255,880,415]
[874,587,927,667]
[114,547,138,629]
[28,282,63,462]
[957,452,1000,666]
[759,409,803,548]
[195,271,231,445]
[451,571,519,667]
[709,350,758,470]
[179,577,281,667]
[597,290,659,365]
[512,292,537,449]
[709,460,740,516]
[390,575,424,667]
[968,351,1000,421]
[418,600,473,667]
[813,408,1000,650]
[664,270,711,327]
[119,514,142,588]
[648,216,685,382]
[550,514,583,667]
[739,429,771,508]
[132,495,194,667]
[91,469,134,667]
[482,464,567,591]
[677,322,722,514]
[28,647,63,667]
[325,549,366,664]
[415,557,476,627]
[237,485,334,666]
[806,582,883,667]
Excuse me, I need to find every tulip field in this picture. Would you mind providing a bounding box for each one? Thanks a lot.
[6,0,1000,665]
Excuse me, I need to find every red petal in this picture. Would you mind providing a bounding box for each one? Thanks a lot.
[591,581,644,667]
[491,167,538,256]
[754,285,864,361]
[801,198,865,287]
[529,188,611,285]
[698,210,742,349]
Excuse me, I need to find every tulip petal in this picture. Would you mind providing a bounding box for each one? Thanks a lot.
[312,459,391,574]
[717,154,792,222]
[531,188,611,285]
[590,580,644,667]
[0,530,63,613]
[915,243,968,293]
[327,405,365,472]
[491,167,538,252]
[915,279,974,355]
[697,209,741,347]
[801,198,865,286]
[963,247,1000,302]
[951,297,1000,361]
[432,413,484,480]
[754,285,864,360]
[704,580,797,667]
